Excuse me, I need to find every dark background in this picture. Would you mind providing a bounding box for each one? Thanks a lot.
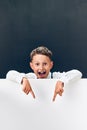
[0,0,87,78]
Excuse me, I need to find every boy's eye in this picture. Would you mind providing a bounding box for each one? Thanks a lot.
[35,63,39,66]
[35,63,47,66]
[43,63,47,65]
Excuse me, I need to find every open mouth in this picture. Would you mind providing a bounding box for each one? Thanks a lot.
[38,71,46,78]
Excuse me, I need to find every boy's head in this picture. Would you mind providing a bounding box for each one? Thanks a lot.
[30,46,53,78]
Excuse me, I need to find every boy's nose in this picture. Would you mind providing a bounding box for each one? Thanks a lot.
[39,65,44,70]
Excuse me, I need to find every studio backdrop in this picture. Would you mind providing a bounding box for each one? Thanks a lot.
[0,0,87,78]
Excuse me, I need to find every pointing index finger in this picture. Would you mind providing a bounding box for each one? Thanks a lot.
[52,92,57,101]
[30,89,35,99]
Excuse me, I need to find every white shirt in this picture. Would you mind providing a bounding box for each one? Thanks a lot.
[6,69,82,85]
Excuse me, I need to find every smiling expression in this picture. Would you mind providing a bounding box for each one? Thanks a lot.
[30,54,53,78]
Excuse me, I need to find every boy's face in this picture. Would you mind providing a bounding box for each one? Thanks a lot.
[30,54,53,78]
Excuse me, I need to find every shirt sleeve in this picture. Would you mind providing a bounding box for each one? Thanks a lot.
[53,69,82,85]
[6,70,27,84]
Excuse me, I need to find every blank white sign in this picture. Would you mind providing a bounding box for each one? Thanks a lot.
[0,79,86,130]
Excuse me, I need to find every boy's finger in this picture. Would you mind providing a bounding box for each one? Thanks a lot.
[58,91,62,96]
[30,90,35,98]
[52,92,57,101]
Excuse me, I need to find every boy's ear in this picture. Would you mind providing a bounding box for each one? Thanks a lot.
[30,62,33,70]
[50,61,53,69]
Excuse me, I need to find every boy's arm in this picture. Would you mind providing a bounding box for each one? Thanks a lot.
[6,70,35,98]
[6,70,26,84]
[61,69,82,84]
[53,69,82,85]
[52,69,82,101]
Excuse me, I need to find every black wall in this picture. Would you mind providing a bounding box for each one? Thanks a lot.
[0,0,87,78]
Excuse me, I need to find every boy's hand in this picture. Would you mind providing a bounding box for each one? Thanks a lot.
[53,81,64,101]
[21,78,35,98]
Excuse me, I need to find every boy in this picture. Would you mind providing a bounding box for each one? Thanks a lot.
[6,46,82,101]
